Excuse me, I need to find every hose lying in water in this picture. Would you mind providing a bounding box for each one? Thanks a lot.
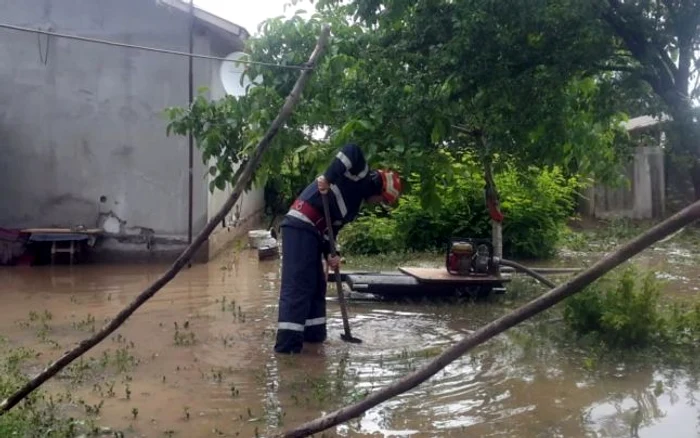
[499,259,557,289]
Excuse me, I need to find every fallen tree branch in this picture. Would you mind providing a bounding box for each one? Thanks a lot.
[277,199,700,438]
[0,23,331,415]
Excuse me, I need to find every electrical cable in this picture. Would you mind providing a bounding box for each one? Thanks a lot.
[0,22,311,71]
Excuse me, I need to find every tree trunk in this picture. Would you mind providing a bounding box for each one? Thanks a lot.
[0,24,331,415]
[276,198,700,438]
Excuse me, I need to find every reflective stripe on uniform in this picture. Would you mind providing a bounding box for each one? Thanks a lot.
[336,151,353,170]
[330,184,348,217]
[305,317,326,326]
[337,151,368,181]
[344,164,368,182]
[278,322,305,332]
[287,208,330,241]
[385,171,400,198]
[287,209,316,226]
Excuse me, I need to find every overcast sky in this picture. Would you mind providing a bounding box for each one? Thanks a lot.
[193,0,303,36]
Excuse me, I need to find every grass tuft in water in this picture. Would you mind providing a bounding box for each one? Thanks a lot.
[0,337,121,437]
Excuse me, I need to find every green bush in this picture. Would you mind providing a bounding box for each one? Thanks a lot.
[563,267,700,350]
[564,268,663,347]
[337,216,401,255]
[339,153,582,259]
[498,165,580,258]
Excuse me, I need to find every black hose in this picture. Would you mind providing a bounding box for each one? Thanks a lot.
[499,258,557,289]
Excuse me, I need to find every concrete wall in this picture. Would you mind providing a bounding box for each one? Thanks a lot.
[580,146,666,220]
[202,30,265,261]
[0,0,264,262]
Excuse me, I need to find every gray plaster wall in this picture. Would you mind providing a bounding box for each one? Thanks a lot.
[0,0,246,256]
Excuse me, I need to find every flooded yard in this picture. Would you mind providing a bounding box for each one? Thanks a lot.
[1,231,700,437]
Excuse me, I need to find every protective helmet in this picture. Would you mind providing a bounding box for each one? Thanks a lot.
[376,169,402,204]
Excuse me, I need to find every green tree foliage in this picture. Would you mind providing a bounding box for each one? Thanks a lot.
[165,0,633,213]
[333,0,632,180]
[596,0,700,198]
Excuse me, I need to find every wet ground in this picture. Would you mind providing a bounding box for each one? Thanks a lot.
[1,231,699,437]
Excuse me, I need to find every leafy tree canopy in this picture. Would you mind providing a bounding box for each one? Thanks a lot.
[165,0,642,208]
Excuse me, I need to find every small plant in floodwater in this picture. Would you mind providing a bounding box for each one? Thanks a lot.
[183,406,190,420]
[0,342,117,436]
[212,369,224,383]
[131,407,139,420]
[73,313,96,332]
[173,321,197,346]
[125,384,131,400]
[564,266,700,354]
[79,399,104,416]
[114,346,138,372]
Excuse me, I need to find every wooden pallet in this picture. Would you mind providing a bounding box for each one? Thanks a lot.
[398,267,509,284]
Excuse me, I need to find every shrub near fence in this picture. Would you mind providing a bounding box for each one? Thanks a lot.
[340,157,582,259]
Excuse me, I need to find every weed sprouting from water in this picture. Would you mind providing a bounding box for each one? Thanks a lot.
[78,398,104,416]
[173,321,197,346]
[73,313,96,332]
[0,339,122,436]
[16,310,61,347]
[61,345,139,386]
[219,296,247,323]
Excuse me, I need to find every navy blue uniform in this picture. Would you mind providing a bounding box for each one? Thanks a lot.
[274,144,380,354]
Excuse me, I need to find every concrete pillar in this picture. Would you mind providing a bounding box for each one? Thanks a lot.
[633,147,653,219]
[648,146,666,218]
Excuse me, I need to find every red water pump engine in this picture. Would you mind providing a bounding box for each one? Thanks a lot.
[446,238,496,276]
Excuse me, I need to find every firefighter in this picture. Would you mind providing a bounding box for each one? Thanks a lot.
[274,143,402,354]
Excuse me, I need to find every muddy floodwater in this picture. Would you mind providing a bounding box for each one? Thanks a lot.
[1,238,700,437]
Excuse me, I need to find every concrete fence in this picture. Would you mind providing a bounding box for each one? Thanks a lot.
[579,146,666,220]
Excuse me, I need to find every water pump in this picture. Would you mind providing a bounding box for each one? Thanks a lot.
[445,237,496,276]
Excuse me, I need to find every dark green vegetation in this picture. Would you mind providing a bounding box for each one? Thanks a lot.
[563,266,700,353]
[165,0,699,261]
[339,152,581,258]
